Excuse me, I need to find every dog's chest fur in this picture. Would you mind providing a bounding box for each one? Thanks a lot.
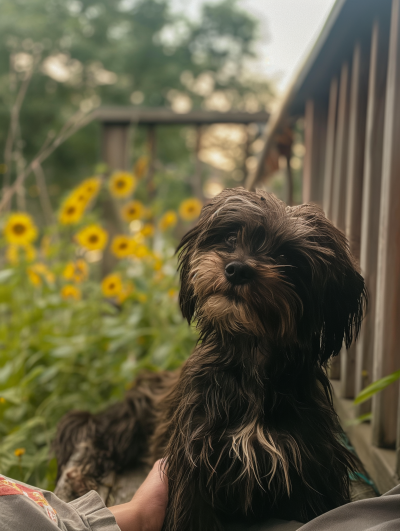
[149,338,351,525]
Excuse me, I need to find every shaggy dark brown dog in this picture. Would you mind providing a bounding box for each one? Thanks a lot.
[54,188,367,530]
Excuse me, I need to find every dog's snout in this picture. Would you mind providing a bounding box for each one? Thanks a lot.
[225,261,254,285]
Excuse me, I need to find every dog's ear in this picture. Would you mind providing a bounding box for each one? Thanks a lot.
[176,222,202,323]
[288,204,367,364]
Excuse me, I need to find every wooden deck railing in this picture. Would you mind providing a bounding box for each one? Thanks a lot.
[248,0,400,490]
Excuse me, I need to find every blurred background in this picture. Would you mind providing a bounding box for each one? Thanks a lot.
[0,0,340,490]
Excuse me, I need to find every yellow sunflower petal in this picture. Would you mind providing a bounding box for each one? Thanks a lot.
[73,259,89,283]
[61,284,81,301]
[63,262,75,280]
[159,211,177,231]
[75,224,108,251]
[179,198,203,221]
[111,235,136,259]
[6,244,36,265]
[109,172,136,198]
[101,273,123,297]
[59,198,85,225]
[4,213,38,245]
[134,156,149,179]
[122,200,145,222]
[140,223,155,238]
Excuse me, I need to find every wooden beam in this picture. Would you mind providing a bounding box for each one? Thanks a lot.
[355,19,389,414]
[341,42,369,400]
[331,62,350,232]
[193,125,203,200]
[302,99,327,205]
[101,123,130,171]
[322,77,338,220]
[95,107,269,125]
[372,0,400,449]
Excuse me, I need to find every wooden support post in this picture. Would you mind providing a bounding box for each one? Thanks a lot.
[303,99,327,205]
[323,78,338,220]
[146,125,156,197]
[341,42,369,399]
[356,20,389,414]
[332,63,350,232]
[101,123,130,171]
[372,0,400,450]
[193,125,203,200]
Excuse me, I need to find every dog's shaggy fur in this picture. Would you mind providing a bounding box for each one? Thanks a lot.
[54,188,367,530]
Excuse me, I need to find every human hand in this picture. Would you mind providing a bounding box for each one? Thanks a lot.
[109,460,168,531]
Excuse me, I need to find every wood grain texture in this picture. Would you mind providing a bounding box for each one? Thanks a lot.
[355,19,389,414]
[323,78,339,220]
[341,41,370,400]
[303,99,327,206]
[372,0,400,450]
[332,63,350,232]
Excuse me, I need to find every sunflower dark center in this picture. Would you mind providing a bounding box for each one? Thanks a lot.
[13,223,26,235]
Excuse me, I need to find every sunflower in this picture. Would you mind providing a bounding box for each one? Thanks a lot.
[63,262,75,281]
[122,200,145,221]
[59,198,85,225]
[117,281,134,304]
[140,223,155,238]
[179,198,202,221]
[75,224,108,251]
[27,263,54,286]
[61,284,81,301]
[6,244,36,265]
[101,273,123,297]
[27,267,41,286]
[132,244,150,259]
[109,172,136,198]
[41,235,52,257]
[63,260,88,283]
[4,213,38,245]
[14,448,25,458]
[153,258,163,271]
[134,156,149,179]
[74,259,89,283]
[77,177,101,199]
[111,235,136,259]
[159,211,177,231]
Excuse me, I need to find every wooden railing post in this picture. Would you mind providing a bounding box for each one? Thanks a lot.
[101,123,130,171]
[331,63,350,233]
[355,19,389,414]
[303,99,327,205]
[341,42,369,399]
[372,0,400,449]
[323,78,338,221]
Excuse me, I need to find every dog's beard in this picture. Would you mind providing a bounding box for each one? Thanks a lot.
[190,251,302,339]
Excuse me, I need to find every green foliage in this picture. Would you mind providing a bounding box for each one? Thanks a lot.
[0,173,198,489]
[0,0,272,197]
[354,369,400,406]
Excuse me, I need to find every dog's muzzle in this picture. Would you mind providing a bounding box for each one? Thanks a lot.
[225,261,254,285]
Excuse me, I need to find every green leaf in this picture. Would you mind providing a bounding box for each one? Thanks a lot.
[346,412,372,427]
[0,269,13,283]
[354,370,400,405]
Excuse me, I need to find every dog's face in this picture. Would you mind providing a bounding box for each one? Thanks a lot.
[177,188,366,363]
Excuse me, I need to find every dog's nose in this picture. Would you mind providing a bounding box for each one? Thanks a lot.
[224,261,254,285]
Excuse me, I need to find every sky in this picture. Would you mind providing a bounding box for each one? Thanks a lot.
[171,0,337,94]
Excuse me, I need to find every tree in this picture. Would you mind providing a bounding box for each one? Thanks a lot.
[0,0,272,212]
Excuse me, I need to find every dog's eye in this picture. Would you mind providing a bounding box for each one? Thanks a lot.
[225,234,237,249]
